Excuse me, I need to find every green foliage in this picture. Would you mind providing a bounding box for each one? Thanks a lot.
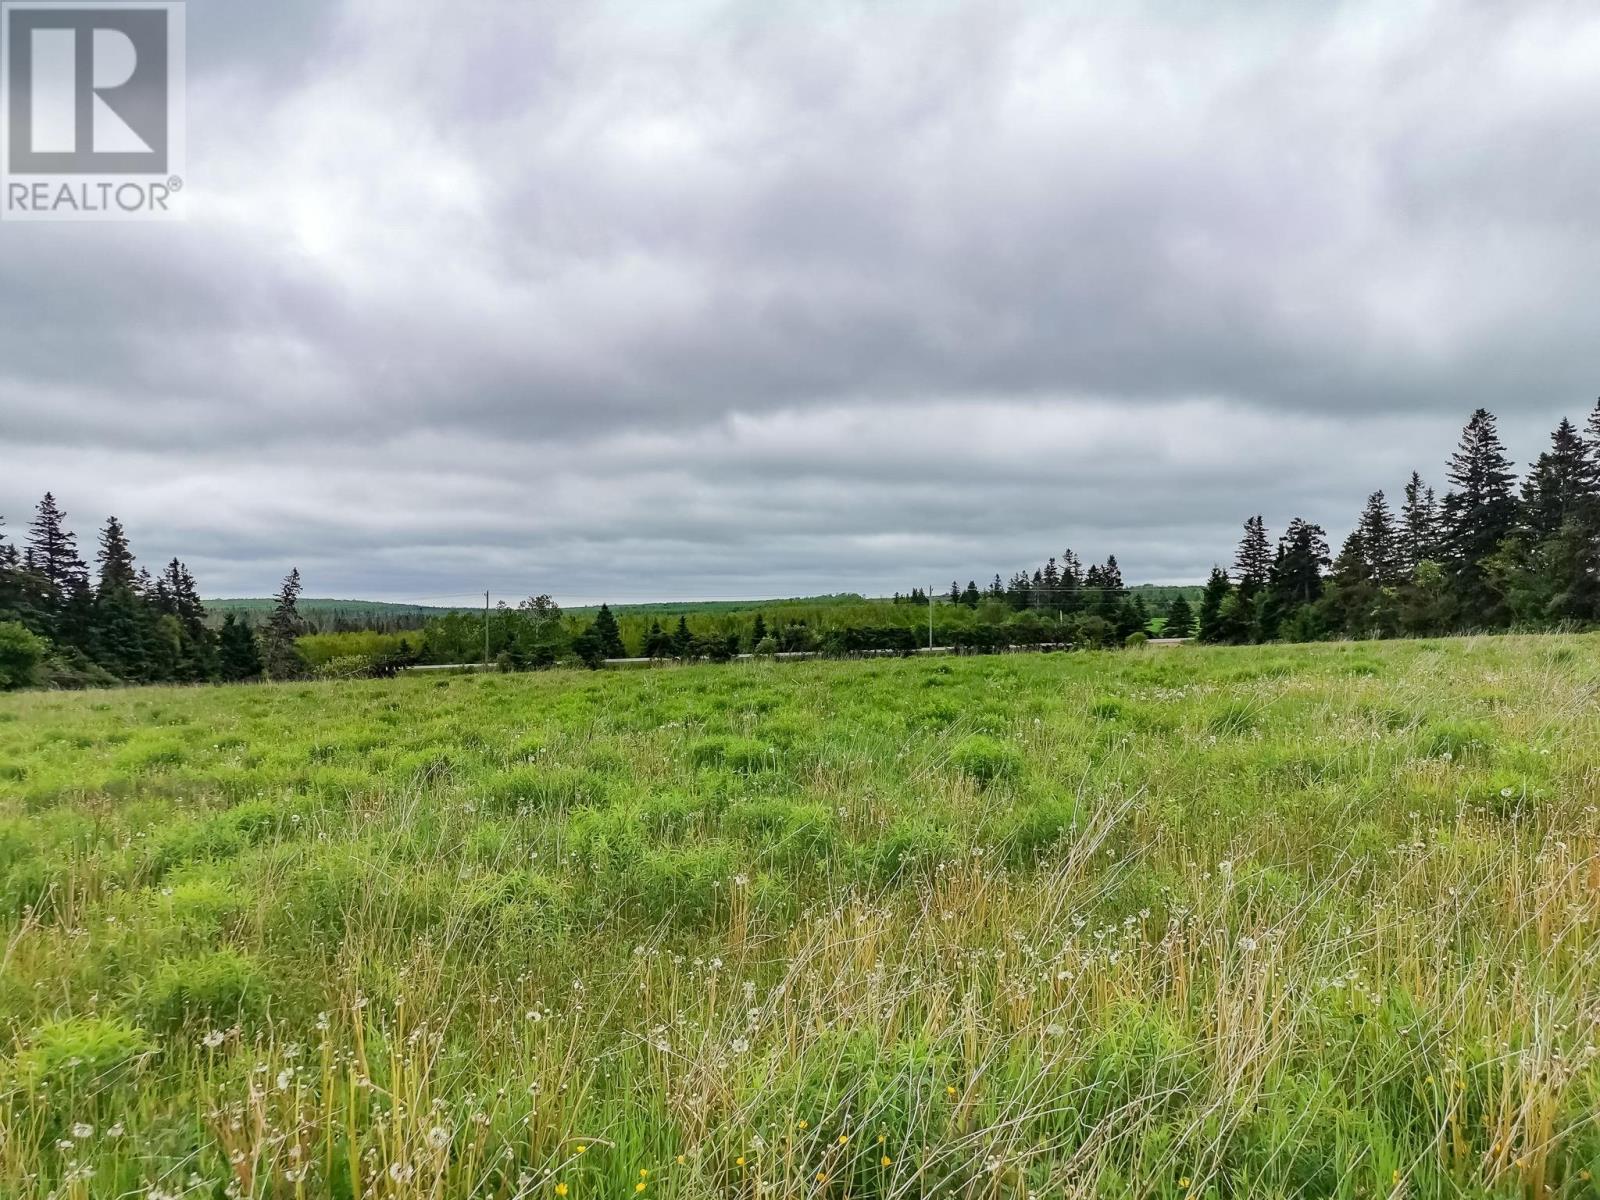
[949,734,1020,784]
[0,620,48,690]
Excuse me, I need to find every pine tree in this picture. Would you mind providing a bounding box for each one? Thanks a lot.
[1196,567,1233,643]
[961,580,980,608]
[1232,517,1272,595]
[1439,408,1519,625]
[1356,491,1401,585]
[261,569,305,679]
[643,619,673,659]
[1164,593,1195,638]
[90,517,150,681]
[671,615,693,658]
[1271,518,1329,606]
[1400,472,1439,574]
[26,494,87,645]
[217,614,263,681]
[948,581,962,605]
[590,603,626,658]
[95,517,138,593]
[751,613,767,644]
[1521,418,1597,540]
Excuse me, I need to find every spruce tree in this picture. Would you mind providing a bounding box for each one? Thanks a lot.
[1232,516,1272,595]
[261,568,306,679]
[26,494,86,644]
[1521,417,1597,540]
[1400,472,1439,574]
[1356,491,1401,585]
[217,614,263,681]
[671,615,693,658]
[590,603,626,658]
[1164,593,1195,638]
[1439,408,1519,625]
[1196,567,1233,643]
[961,580,980,608]
[95,517,138,593]
[751,613,767,644]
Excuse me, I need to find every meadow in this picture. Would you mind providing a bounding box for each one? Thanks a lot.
[0,636,1597,1199]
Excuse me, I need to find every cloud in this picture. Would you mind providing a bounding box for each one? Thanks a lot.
[2,1,1597,600]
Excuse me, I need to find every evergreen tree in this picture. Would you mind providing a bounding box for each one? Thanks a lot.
[1270,518,1330,606]
[217,614,263,681]
[95,516,138,593]
[671,615,693,658]
[1232,516,1272,595]
[751,612,767,644]
[1521,417,1597,540]
[1400,472,1439,574]
[949,581,962,605]
[1439,408,1519,625]
[1164,593,1195,638]
[643,619,673,659]
[261,568,305,679]
[590,603,626,658]
[26,493,86,595]
[26,493,86,643]
[91,581,150,683]
[1196,567,1233,643]
[961,580,980,608]
[1356,491,1401,585]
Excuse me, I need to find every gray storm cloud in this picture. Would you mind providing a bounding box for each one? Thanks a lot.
[2,0,1597,601]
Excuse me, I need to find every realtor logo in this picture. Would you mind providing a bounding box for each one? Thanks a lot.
[2,1,185,220]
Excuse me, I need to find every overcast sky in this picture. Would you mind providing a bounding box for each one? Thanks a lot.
[3,0,1599,604]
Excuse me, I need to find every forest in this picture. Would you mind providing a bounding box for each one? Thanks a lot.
[3,402,1599,689]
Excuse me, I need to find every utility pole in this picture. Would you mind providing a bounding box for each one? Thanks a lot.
[928,585,934,651]
[484,590,490,666]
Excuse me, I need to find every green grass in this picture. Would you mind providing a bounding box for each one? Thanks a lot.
[0,635,1597,1198]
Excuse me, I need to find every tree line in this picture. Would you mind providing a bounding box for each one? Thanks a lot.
[4,400,1597,689]
[1192,403,1600,644]
[0,499,323,689]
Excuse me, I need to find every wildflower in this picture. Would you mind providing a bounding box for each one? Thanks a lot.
[676,1155,686,1165]
[555,1184,569,1197]
[797,1121,809,1130]
[945,1086,957,1097]
[107,1123,124,1138]
[881,1156,892,1167]
[731,1037,750,1054]
[635,1183,646,1193]
[837,1134,849,1146]
[1179,1178,1190,1189]
[428,1127,450,1150]
[1238,936,1258,952]
[201,1030,225,1049]
[737,1157,747,1167]
[575,1145,587,1155]
[71,1122,94,1139]
[640,1169,649,1178]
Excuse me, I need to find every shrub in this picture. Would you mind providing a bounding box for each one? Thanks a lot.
[1124,632,1148,649]
[0,621,49,690]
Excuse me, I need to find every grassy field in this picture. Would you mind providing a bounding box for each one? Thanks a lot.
[1,637,1597,1198]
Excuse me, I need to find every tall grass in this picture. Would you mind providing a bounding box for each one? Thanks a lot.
[0,636,1596,1197]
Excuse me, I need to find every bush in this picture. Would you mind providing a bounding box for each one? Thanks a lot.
[1124,631,1148,649]
[0,621,49,690]
[314,654,375,680]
